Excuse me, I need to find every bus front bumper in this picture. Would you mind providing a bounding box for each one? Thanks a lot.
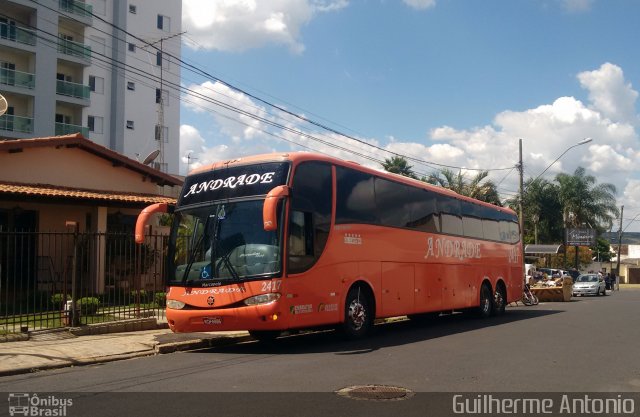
[166,302,286,333]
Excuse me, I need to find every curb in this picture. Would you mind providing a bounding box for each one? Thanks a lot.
[0,350,157,378]
[155,333,253,354]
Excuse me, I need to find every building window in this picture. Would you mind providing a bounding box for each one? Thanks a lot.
[155,52,169,69]
[128,42,136,52]
[129,4,137,14]
[88,115,103,134]
[126,120,134,129]
[155,88,168,105]
[155,125,168,143]
[127,81,135,91]
[157,15,170,32]
[55,113,72,125]
[89,75,104,94]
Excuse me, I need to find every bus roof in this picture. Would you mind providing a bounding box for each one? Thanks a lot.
[188,151,516,217]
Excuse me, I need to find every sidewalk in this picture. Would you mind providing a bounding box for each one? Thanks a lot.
[0,327,252,377]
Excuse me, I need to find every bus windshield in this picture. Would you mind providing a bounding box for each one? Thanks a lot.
[168,199,282,286]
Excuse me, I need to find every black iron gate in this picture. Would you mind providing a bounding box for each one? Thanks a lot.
[0,230,167,334]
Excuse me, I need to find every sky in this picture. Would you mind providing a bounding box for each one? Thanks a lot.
[177,0,640,233]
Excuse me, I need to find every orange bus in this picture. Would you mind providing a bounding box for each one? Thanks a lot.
[136,152,523,340]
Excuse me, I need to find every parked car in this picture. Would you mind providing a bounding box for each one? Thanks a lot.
[572,274,606,296]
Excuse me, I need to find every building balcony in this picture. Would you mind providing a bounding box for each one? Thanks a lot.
[58,0,93,21]
[0,68,35,90]
[0,114,34,134]
[57,39,91,61]
[56,79,89,100]
[55,122,88,137]
[0,21,36,47]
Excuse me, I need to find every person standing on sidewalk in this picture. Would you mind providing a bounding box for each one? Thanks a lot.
[610,271,617,291]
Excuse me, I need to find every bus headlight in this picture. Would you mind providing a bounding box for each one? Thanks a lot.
[244,293,281,306]
[167,299,186,310]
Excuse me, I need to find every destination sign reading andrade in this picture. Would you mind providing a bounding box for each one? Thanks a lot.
[178,162,290,207]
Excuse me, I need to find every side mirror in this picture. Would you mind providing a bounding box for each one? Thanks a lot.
[263,185,289,231]
[135,203,171,243]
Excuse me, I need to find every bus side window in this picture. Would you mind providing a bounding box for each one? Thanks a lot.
[289,211,313,256]
[287,161,332,274]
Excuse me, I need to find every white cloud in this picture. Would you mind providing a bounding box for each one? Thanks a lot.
[182,63,639,226]
[561,0,594,13]
[578,62,639,124]
[403,0,437,10]
[182,0,348,54]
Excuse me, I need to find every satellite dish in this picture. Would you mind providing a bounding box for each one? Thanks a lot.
[142,149,161,165]
[0,94,7,117]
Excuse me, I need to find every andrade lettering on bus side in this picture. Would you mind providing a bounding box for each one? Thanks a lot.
[425,236,481,260]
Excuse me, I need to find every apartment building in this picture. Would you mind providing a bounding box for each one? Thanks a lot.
[0,0,181,173]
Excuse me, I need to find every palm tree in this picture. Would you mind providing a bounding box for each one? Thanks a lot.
[426,169,502,206]
[381,156,417,179]
[555,167,619,232]
[508,178,563,243]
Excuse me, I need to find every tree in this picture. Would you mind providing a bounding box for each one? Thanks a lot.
[381,156,417,179]
[508,178,564,244]
[591,237,613,263]
[555,167,619,233]
[426,169,502,206]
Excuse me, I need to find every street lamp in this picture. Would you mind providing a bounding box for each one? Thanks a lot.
[517,137,593,273]
[532,137,592,182]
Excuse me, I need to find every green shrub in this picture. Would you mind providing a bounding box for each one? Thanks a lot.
[78,297,100,315]
[51,293,71,306]
[130,290,150,304]
[154,292,166,307]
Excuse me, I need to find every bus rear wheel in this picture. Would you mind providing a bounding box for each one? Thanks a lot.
[493,284,506,316]
[476,283,493,318]
[341,286,373,339]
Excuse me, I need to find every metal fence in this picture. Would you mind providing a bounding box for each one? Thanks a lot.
[0,230,168,334]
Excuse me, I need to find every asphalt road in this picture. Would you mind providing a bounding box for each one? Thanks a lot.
[1,289,639,416]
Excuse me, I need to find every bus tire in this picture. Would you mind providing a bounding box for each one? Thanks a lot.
[341,285,373,339]
[249,330,281,343]
[476,283,493,318]
[493,283,507,316]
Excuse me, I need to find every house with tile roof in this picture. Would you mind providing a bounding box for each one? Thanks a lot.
[0,133,182,298]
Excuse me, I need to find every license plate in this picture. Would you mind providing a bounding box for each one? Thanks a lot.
[203,317,223,325]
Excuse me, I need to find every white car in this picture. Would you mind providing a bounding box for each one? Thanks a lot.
[572,274,606,296]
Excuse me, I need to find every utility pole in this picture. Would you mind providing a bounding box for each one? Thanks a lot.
[616,205,624,281]
[141,31,185,172]
[518,138,525,280]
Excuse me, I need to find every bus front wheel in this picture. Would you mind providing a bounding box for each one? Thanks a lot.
[341,286,373,339]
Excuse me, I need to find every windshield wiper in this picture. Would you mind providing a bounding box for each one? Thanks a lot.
[214,233,244,282]
[181,215,212,282]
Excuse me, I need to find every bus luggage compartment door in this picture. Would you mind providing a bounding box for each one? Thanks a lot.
[380,262,415,317]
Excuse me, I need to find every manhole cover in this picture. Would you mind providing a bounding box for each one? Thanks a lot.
[336,385,414,401]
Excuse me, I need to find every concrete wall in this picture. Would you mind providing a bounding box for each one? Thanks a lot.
[0,146,165,195]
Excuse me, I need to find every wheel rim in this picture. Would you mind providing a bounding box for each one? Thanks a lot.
[481,287,491,314]
[494,289,504,311]
[348,298,366,331]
